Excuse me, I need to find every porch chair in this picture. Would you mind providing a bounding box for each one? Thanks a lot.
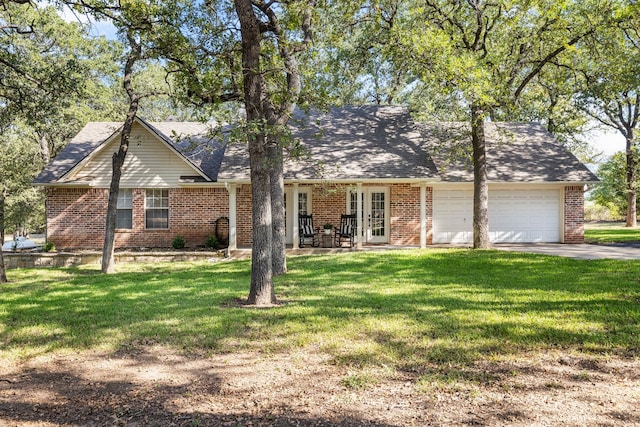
[334,214,356,248]
[298,214,319,248]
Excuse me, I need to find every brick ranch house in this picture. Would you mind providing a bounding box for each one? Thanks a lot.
[34,105,597,250]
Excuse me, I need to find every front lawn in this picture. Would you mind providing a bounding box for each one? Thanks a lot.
[585,222,640,243]
[1,250,638,370]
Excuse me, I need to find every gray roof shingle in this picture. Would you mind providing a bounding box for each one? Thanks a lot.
[418,121,598,182]
[218,105,439,180]
[35,107,598,185]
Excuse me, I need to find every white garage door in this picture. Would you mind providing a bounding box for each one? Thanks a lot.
[433,189,561,243]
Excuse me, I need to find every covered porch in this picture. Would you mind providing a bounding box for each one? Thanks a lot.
[223,181,434,251]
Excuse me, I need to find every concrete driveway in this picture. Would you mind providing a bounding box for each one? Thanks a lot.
[494,243,640,260]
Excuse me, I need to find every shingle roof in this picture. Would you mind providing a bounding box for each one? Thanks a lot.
[34,119,222,184]
[418,122,598,182]
[35,107,598,185]
[219,105,439,180]
[34,122,121,184]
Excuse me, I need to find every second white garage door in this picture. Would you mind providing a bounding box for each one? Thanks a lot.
[433,189,561,243]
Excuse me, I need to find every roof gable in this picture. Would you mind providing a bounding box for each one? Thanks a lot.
[35,107,598,187]
[35,118,222,186]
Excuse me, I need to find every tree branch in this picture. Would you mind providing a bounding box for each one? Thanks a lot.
[514,29,595,101]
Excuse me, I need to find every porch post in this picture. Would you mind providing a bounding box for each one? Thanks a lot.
[227,184,237,250]
[356,182,363,249]
[420,183,427,248]
[293,182,300,249]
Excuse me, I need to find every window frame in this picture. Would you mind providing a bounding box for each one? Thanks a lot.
[145,189,169,230]
[116,189,133,230]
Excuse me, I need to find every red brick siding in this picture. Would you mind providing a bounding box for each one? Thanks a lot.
[46,188,108,249]
[390,184,420,245]
[47,183,436,249]
[564,185,585,243]
[46,187,228,250]
[310,184,349,230]
[236,185,253,247]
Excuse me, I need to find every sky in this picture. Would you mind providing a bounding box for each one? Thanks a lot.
[52,4,629,162]
[584,127,626,158]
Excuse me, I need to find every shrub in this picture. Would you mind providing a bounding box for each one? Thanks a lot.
[172,235,186,249]
[42,241,56,252]
[205,235,219,249]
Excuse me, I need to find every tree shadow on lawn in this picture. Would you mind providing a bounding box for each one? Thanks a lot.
[279,250,640,364]
[1,250,638,365]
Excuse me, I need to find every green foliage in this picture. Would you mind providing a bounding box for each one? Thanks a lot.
[172,235,186,249]
[590,152,640,219]
[42,241,56,252]
[0,125,43,237]
[204,235,219,249]
[1,251,639,365]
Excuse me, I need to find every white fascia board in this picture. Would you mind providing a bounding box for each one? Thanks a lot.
[59,127,122,182]
[431,181,592,190]
[178,182,227,188]
[282,178,441,185]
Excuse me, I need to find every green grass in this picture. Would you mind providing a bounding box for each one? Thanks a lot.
[1,250,639,374]
[585,222,640,243]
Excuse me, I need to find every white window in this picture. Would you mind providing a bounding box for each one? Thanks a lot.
[116,189,132,229]
[298,192,309,215]
[145,189,169,229]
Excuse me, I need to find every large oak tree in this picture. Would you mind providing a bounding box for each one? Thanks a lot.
[385,0,621,247]
[165,1,316,304]
[577,14,640,226]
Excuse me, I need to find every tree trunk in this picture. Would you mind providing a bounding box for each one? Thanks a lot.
[101,133,129,273]
[0,188,7,283]
[235,0,276,305]
[268,139,287,276]
[248,134,276,305]
[471,105,491,249]
[625,133,637,227]
[38,132,50,165]
[0,186,4,246]
[101,31,141,273]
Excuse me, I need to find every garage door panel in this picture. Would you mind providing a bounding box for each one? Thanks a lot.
[434,189,561,243]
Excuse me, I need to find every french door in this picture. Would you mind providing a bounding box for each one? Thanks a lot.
[348,187,389,244]
[284,188,311,245]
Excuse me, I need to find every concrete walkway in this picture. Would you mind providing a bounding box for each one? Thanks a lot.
[228,243,640,261]
[494,243,640,260]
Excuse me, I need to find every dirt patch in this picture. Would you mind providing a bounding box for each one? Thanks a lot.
[1,347,638,426]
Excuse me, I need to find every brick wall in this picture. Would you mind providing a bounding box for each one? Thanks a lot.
[46,187,229,250]
[236,185,253,247]
[235,183,430,246]
[390,184,421,245]
[564,185,585,244]
[46,188,108,249]
[46,183,436,249]
[310,184,349,231]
